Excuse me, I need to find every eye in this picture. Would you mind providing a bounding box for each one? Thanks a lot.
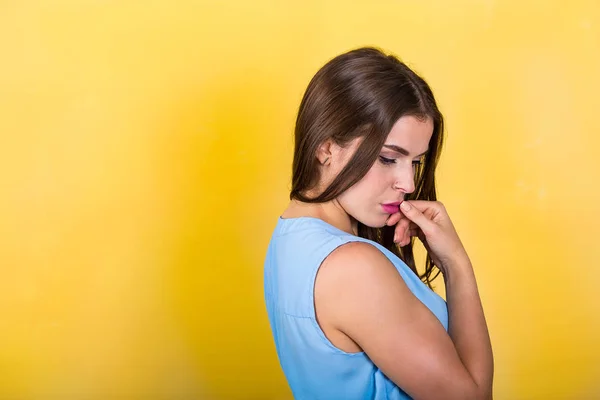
[412,159,424,166]
[379,156,396,165]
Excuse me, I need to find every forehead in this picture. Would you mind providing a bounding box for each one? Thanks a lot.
[385,116,434,154]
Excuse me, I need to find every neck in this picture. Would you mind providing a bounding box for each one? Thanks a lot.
[283,199,357,235]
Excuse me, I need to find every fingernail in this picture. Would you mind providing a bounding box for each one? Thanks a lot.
[401,201,410,210]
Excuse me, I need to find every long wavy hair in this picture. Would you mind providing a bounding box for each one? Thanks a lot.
[289,47,445,288]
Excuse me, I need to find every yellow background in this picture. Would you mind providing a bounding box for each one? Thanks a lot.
[1,1,599,399]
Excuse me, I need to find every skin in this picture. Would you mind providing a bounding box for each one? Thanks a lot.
[284,116,429,238]
[281,115,494,399]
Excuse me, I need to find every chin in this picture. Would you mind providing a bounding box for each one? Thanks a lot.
[354,215,388,229]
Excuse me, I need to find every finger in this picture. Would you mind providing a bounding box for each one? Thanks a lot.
[402,226,412,246]
[399,201,435,233]
[399,223,421,245]
[393,218,410,243]
[392,219,405,243]
[401,200,444,219]
[396,225,408,246]
[385,213,399,226]
[405,229,425,247]
[407,221,419,231]
[385,211,404,226]
[399,231,413,247]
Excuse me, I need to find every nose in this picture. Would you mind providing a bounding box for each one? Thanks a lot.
[392,164,416,194]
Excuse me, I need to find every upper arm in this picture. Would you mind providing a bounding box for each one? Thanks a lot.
[315,241,478,400]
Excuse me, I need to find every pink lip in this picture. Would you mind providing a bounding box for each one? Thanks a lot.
[382,202,402,214]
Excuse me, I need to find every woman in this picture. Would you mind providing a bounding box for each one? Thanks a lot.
[264,47,494,400]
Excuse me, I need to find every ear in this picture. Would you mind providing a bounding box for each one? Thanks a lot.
[316,139,334,166]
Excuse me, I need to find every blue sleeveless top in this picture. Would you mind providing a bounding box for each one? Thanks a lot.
[264,217,449,400]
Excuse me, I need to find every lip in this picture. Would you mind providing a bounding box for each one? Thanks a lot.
[381,201,402,214]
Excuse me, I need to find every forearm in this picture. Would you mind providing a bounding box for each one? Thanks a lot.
[443,257,494,399]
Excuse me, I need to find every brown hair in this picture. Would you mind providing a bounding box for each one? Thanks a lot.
[290,47,445,288]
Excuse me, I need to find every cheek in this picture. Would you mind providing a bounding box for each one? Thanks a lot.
[360,166,391,190]
[342,169,389,204]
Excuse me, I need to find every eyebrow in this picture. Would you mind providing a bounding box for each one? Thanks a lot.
[382,144,429,157]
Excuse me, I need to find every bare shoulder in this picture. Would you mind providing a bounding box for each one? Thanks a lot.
[320,240,395,275]
[314,240,406,353]
[315,240,411,331]
[316,240,478,400]
[317,240,405,297]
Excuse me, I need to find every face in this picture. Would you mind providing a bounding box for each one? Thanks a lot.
[337,115,433,227]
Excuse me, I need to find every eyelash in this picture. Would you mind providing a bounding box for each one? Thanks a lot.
[379,156,424,166]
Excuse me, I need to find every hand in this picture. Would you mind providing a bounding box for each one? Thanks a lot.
[386,200,469,273]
